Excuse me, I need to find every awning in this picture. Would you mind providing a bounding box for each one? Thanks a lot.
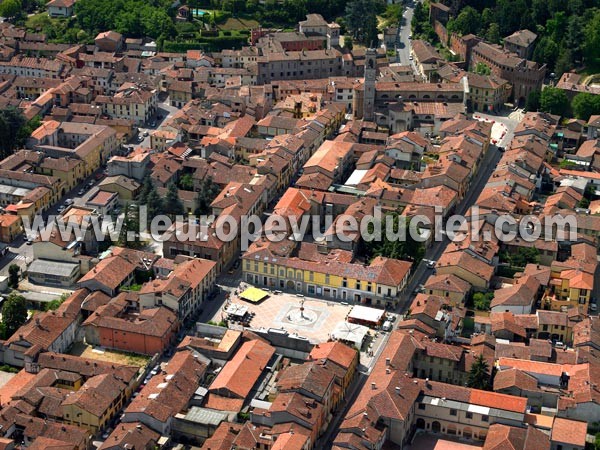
[348,305,385,324]
[331,321,369,347]
[224,303,248,318]
[239,287,269,303]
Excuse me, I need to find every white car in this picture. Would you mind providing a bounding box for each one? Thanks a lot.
[57,205,66,213]
[591,303,598,312]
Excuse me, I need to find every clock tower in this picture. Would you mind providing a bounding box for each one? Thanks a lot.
[363,48,377,121]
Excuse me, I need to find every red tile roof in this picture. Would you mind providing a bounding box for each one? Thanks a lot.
[309,341,357,370]
[551,417,587,447]
[208,339,275,400]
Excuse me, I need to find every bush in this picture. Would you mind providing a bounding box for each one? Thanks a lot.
[0,364,18,373]
[473,292,494,311]
[222,30,232,36]
[201,29,219,37]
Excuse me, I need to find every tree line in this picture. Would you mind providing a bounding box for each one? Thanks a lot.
[442,0,600,76]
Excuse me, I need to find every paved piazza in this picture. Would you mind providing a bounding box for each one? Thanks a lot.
[211,289,355,343]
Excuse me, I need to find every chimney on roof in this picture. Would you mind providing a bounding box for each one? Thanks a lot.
[395,386,401,395]
[371,382,376,389]
[385,358,390,366]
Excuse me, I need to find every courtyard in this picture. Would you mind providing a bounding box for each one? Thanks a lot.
[69,341,151,367]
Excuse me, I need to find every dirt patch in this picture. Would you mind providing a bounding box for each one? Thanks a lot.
[69,341,150,367]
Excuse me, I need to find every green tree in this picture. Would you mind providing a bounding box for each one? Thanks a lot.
[473,62,491,76]
[510,247,540,267]
[194,177,220,216]
[1,294,28,339]
[565,15,586,65]
[447,6,480,36]
[540,86,570,116]
[345,0,384,45]
[554,48,574,78]
[583,9,600,69]
[164,182,185,217]
[8,264,19,289]
[525,90,541,112]
[467,354,491,390]
[363,213,425,264]
[579,197,591,209]
[485,23,500,44]
[117,203,142,248]
[0,0,22,20]
[0,108,26,158]
[533,36,559,71]
[572,92,600,121]
[44,292,70,311]
[473,292,494,311]
[138,174,153,205]
[146,185,163,221]
[179,173,194,191]
[343,35,353,50]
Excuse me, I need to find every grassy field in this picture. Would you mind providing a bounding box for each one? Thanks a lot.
[218,17,259,31]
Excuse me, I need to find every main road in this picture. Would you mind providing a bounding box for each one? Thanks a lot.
[319,113,517,447]
[395,110,520,316]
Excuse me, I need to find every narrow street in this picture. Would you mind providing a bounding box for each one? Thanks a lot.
[395,109,520,315]
[396,1,417,71]
[308,107,521,447]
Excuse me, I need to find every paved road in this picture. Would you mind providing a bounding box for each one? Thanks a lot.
[395,143,505,315]
[393,109,521,315]
[396,2,415,67]
[136,98,180,148]
[320,133,508,448]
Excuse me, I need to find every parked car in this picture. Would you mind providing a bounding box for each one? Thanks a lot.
[57,205,66,213]
[64,198,74,205]
[590,303,598,312]
[77,189,85,196]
